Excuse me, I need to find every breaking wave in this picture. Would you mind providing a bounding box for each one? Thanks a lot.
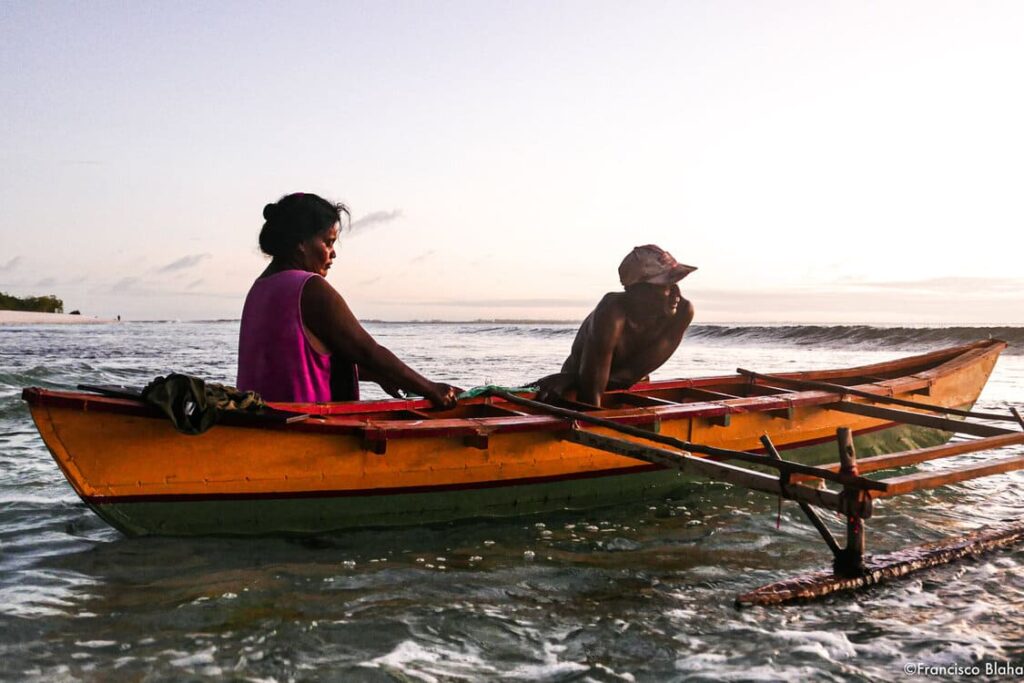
[685,325,1024,355]
[414,322,1024,354]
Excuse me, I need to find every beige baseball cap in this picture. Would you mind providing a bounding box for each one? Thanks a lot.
[618,245,697,287]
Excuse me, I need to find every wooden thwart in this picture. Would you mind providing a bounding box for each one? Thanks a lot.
[736,520,1024,607]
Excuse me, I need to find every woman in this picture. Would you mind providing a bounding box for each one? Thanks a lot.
[237,192,460,408]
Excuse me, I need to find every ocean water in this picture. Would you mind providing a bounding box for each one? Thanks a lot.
[1,321,1023,682]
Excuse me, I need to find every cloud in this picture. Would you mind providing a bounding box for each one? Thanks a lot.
[156,254,210,273]
[185,279,205,290]
[35,277,56,287]
[848,277,1024,294]
[0,256,21,272]
[110,276,141,291]
[408,250,436,265]
[351,210,402,232]
[357,276,383,287]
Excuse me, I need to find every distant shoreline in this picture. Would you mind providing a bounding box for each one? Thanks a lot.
[0,310,115,325]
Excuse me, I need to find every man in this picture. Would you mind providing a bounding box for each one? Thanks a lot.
[534,245,696,407]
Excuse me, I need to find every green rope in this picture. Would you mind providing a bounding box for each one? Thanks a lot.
[457,384,537,400]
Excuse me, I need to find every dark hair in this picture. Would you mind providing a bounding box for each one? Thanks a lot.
[259,192,350,258]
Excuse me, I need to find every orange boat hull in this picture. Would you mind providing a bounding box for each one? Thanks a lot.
[23,340,1005,535]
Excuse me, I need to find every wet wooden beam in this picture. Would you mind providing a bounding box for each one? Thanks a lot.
[736,521,1024,607]
[760,434,842,558]
[567,429,871,517]
[791,432,1024,481]
[492,391,886,491]
[835,428,866,577]
[827,401,1014,438]
[874,452,1024,497]
[1011,406,1024,431]
[737,368,1018,422]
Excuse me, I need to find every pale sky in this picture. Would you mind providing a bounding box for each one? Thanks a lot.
[1,1,1022,323]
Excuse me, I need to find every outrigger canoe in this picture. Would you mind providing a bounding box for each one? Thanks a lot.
[22,339,1009,537]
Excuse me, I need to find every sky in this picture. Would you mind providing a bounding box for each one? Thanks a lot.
[1,1,1022,323]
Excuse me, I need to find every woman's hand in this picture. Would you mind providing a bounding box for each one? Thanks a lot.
[425,382,461,409]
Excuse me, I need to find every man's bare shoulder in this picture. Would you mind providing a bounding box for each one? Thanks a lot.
[593,291,628,315]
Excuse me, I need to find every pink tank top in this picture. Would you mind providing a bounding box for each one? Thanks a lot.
[236,270,336,403]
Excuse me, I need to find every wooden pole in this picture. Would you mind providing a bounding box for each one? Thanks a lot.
[835,427,866,577]
[789,431,1024,481]
[827,401,1014,438]
[761,434,842,559]
[1011,406,1024,431]
[736,368,1018,422]
[566,429,871,517]
[490,390,886,491]
[874,452,1024,497]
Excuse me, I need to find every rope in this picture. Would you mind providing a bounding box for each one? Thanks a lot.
[457,384,537,400]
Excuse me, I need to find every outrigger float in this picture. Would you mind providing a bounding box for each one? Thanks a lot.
[22,339,1024,605]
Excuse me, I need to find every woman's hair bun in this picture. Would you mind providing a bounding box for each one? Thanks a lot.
[258,192,346,259]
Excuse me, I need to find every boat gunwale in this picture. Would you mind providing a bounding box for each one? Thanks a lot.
[21,339,1007,441]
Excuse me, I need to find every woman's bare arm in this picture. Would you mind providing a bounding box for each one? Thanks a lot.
[301,276,459,407]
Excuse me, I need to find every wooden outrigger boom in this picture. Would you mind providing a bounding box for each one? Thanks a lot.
[492,386,1024,607]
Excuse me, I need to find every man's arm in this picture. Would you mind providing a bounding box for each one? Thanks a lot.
[576,299,626,406]
[610,298,694,386]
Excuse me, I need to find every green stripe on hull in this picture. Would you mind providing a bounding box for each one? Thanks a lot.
[93,422,953,536]
[93,468,693,536]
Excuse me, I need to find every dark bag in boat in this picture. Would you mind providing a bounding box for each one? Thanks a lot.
[141,373,266,435]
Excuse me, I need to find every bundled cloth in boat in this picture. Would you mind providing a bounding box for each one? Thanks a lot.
[141,373,266,435]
